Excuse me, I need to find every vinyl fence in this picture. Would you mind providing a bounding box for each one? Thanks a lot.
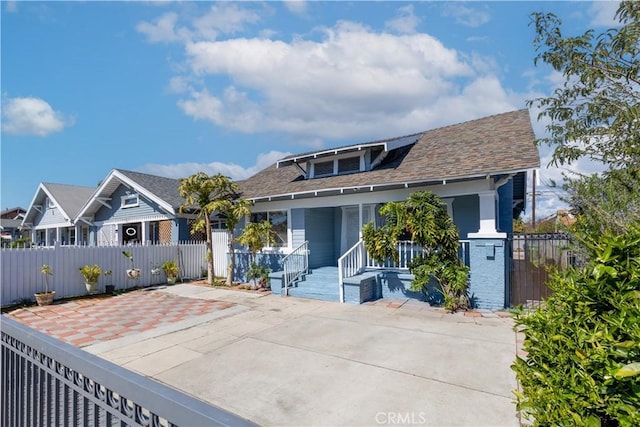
[1,242,208,307]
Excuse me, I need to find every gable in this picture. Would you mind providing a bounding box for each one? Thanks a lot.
[94,184,174,222]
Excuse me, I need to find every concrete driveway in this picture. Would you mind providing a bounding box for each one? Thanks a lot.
[79,284,519,427]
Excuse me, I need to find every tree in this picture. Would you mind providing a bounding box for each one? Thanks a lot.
[513,5,640,423]
[209,198,253,285]
[178,173,239,285]
[362,191,469,311]
[529,1,640,169]
[237,220,274,289]
[513,226,640,426]
[529,1,640,235]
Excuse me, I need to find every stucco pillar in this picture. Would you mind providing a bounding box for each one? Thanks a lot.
[468,191,505,238]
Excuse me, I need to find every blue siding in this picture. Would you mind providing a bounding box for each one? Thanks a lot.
[305,208,337,268]
[453,195,480,239]
[33,205,69,227]
[334,209,342,257]
[497,180,513,233]
[95,185,170,222]
[290,208,305,248]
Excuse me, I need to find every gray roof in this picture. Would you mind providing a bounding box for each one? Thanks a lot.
[239,109,540,200]
[115,169,184,209]
[43,183,96,218]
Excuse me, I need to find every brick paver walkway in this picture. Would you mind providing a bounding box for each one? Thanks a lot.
[6,290,235,348]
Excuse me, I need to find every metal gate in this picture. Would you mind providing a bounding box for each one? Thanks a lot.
[509,233,577,308]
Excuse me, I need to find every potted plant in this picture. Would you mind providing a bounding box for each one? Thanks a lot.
[79,264,102,293]
[161,260,180,285]
[104,269,114,294]
[122,251,141,279]
[35,264,55,306]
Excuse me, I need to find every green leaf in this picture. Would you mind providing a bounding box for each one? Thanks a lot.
[614,362,640,379]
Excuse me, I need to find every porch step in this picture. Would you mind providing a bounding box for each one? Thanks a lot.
[285,266,340,302]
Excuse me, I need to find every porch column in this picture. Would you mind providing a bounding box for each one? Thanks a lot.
[141,221,149,245]
[442,198,454,218]
[56,227,62,245]
[358,203,363,239]
[468,191,505,238]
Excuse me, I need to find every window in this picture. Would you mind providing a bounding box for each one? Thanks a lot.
[250,210,288,247]
[314,161,333,177]
[311,154,363,178]
[338,156,360,174]
[121,194,139,209]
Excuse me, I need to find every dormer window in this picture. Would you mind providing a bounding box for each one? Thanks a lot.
[310,153,364,178]
[121,194,139,209]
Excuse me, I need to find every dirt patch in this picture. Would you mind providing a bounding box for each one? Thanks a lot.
[187,279,272,295]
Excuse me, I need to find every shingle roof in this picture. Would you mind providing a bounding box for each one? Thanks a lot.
[239,109,539,200]
[115,169,184,209]
[42,183,96,218]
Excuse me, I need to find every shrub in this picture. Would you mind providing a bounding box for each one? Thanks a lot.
[512,227,640,426]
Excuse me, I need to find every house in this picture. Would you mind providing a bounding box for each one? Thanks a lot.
[1,207,27,243]
[237,110,540,308]
[1,207,26,220]
[21,184,96,246]
[75,169,201,246]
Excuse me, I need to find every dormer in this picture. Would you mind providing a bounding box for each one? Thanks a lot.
[276,133,422,179]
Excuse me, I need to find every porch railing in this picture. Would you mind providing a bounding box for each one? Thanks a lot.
[1,316,256,427]
[338,239,472,303]
[337,240,367,303]
[282,241,309,296]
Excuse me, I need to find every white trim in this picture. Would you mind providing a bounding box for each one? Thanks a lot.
[252,179,492,211]
[121,193,140,209]
[96,213,173,226]
[76,169,176,220]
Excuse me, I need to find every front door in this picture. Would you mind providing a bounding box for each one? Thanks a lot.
[341,205,375,254]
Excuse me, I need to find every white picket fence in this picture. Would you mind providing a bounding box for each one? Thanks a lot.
[0,242,209,307]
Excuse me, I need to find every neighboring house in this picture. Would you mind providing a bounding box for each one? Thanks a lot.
[1,207,26,220]
[21,183,96,246]
[237,110,540,308]
[75,169,201,246]
[1,207,27,243]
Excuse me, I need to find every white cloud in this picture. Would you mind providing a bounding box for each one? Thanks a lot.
[1,96,73,136]
[136,12,186,43]
[442,4,491,28]
[589,1,621,27]
[385,5,421,34]
[5,1,17,13]
[137,150,291,181]
[172,20,523,141]
[284,1,307,16]
[137,4,260,43]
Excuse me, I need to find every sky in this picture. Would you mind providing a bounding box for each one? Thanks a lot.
[1,1,619,220]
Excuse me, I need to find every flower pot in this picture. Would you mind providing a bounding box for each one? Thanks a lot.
[35,291,55,306]
[167,276,177,285]
[126,269,141,279]
[85,281,97,293]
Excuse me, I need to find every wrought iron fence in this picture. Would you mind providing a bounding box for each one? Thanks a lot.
[509,233,579,308]
[1,316,256,427]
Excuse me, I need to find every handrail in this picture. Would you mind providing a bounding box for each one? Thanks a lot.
[282,241,309,296]
[338,239,366,303]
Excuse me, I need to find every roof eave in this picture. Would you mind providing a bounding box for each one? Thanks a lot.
[248,166,538,203]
